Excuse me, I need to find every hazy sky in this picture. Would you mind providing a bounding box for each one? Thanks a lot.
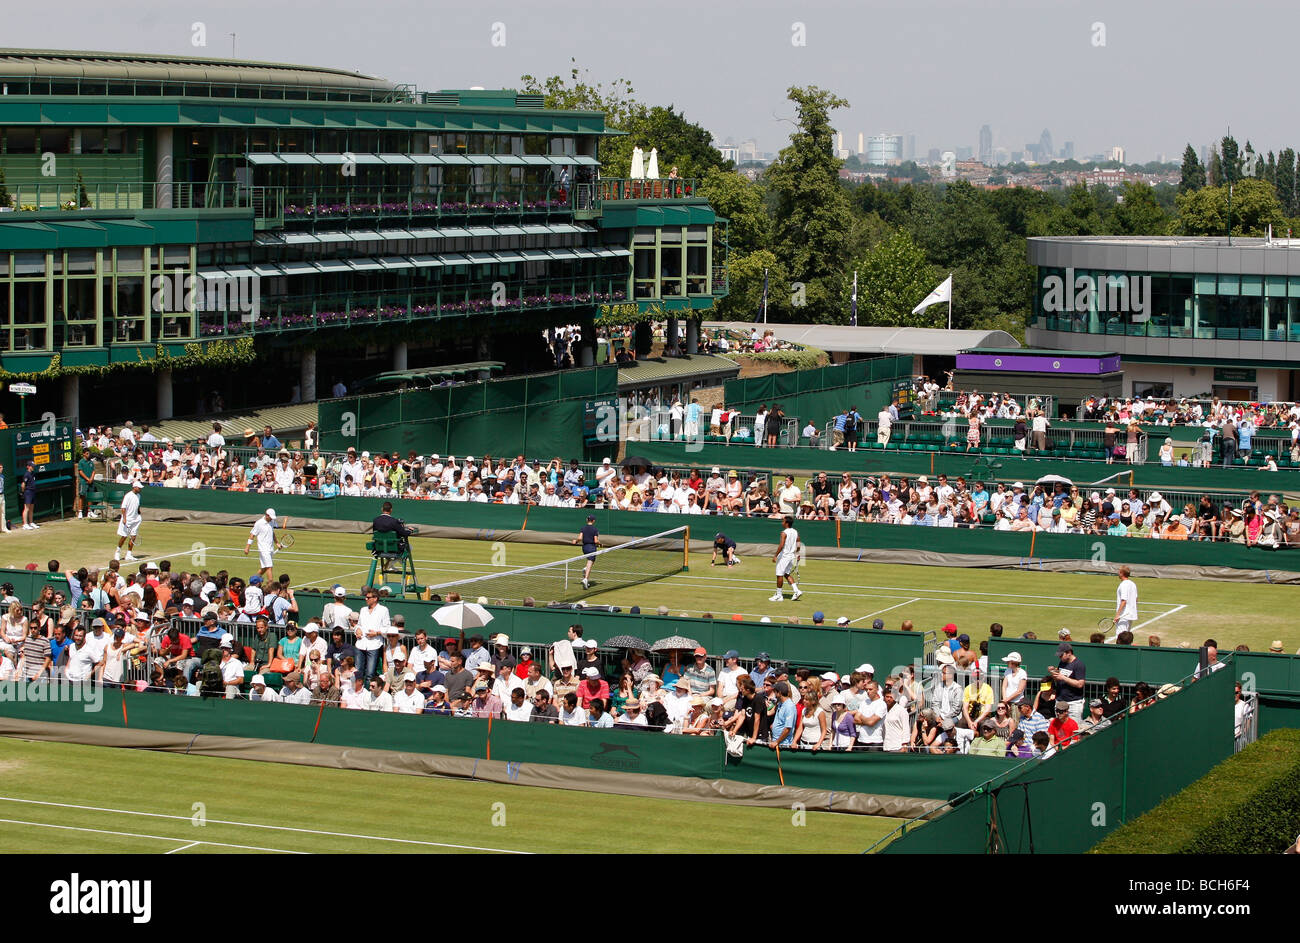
[5,0,1296,163]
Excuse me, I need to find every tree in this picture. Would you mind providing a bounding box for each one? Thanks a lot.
[1176,179,1285,236]
[1277,148,1297,216]
[1109,182,1169,235]
[1208,147,1222,187]
[1044,182,1105,235]
[716,249,788,322]
[1221,135,1242,184]
[1179,144,1205,193]
[852,229,939,327]
[600,105,729,180]
[765,86,853,323]
[698,167,768,256]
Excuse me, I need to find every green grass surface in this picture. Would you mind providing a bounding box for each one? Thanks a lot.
[4,518,1295,653]
[1091,729,1300,854]
[0,738,900,853]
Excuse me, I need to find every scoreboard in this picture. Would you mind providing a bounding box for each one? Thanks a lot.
[14,424,75,472]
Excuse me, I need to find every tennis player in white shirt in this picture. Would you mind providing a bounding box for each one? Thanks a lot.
[244,508,280,584]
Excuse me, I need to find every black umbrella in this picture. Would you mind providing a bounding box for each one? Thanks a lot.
[621,455,653,469]
[604,634,653,651]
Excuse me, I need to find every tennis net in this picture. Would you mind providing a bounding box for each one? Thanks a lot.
[423,526,689,605]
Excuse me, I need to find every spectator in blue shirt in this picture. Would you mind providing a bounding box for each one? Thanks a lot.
[769,681,797,748]
[260,426,282,451]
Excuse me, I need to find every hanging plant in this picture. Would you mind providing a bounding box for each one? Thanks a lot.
[0,337,258,380]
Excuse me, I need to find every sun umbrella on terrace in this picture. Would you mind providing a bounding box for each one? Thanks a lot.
[621,455,653,469]
[604,634,653,651]
[432,602,494,631]
[630,147,645,180]
[646,147,660,180]
[652,635,699,652]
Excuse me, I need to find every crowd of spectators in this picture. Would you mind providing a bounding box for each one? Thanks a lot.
[0,555,1259,759]
[73,418,1300,548]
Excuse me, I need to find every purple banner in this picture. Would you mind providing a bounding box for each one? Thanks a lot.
[956,353,1121,375]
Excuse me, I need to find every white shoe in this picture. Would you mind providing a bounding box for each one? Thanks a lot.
[125,553,138,562]
[31,523,39,529]
[76,513,83,519]
[792,590,803,601]
[114,550,120,561]
[581,577,589,590]
[768,593,784,602]
[87,511,100,519]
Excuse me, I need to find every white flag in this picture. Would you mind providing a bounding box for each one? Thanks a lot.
[912,274,953,314]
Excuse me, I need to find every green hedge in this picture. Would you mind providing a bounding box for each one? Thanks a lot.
[1090,729,1300,854]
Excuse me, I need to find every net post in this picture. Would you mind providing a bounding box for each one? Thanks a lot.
[683,526,690,571]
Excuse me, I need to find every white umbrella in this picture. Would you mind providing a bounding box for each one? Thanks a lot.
[432,601,494,631]
[630,146,644,180]
[646,147,659,180]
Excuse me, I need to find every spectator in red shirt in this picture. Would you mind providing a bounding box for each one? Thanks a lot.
[514,646,535,681]
[1048,701,1080,747]
[576,666,610,709]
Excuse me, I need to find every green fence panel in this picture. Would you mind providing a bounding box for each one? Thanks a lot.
[882,665,1235,853]
[526,372,562,406]
[986,638,1201,687]
[725,749,1015,799]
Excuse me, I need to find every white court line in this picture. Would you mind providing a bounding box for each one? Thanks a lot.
[0,796,530,854]
[0,817,305,854]
[853,599,920,623]
[1133,604,1188,632]
[165,841,199,854]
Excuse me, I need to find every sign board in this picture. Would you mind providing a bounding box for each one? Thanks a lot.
[1213,368,1256,383]
[7,382,36,396]
[14,424,75,472]
[551,639,577,670]
[583,396,620,445]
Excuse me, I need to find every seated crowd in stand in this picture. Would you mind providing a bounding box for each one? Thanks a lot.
[76,420,1300,546]
[0,555,1269,756]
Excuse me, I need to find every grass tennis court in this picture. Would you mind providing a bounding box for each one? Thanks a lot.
[0,739,902,854]
[3,517,1295,653]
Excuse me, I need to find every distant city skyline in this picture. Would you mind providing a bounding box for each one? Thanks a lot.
[1,0,1295,166]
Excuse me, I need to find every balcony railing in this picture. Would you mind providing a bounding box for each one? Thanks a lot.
[195,277,628,338]
[278,186,574,228]
[597,178,699,201]
[0,181,283,218]
[1033,315,1300,343]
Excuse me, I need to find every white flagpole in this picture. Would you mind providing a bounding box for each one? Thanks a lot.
[948,292,952,330]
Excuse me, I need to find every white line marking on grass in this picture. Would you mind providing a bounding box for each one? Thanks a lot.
[853,599,920,623]
[0,796,530,854]
[670,568,1190,607]
[0,817,305,854]
[165,841,200,854]
[1133,604,1187,632]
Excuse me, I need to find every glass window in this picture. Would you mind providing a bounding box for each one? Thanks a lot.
[39,128,72,154]
[13,252,45,276]
[5,128,36,154]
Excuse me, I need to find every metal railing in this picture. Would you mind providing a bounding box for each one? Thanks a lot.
[195,278,628,339]
[830,418,1149,465]
[0,181,282,216]
[0,75,411,103]
[279,185,573,227]
[1035,314,1300,343]
[597,178,700,201]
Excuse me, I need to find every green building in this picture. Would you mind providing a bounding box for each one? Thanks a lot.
[0,49,728,420]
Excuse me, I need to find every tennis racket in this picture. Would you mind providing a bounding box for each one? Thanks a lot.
[1098,616,1117,633]
[275,517,295,553]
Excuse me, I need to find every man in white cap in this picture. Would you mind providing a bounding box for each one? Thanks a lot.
[321,585,354,631]
[115,479,144,562]
[249,673,280,703]
[393,672,426,714]
[219,636,245,699]
[244,507,280,584]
